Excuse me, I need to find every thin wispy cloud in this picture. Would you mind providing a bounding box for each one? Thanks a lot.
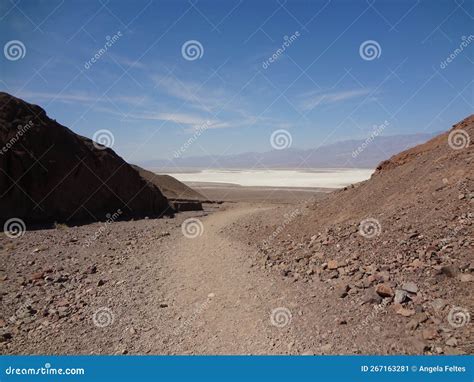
[153,75,227,113]
[125,111,229,130]
[299,89,373,111]
[16,90,149,108]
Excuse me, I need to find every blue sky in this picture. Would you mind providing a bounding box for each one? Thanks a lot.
[1,0,473,162]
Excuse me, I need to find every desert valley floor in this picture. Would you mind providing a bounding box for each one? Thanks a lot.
[1,193,472,355]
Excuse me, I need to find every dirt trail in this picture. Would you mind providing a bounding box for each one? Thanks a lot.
[1,203,325,355]
[155,205,305,354]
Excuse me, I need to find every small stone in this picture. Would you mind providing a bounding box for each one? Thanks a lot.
[441,265,457,277]
[31,271,44,281]
[445,337,457,347]
[320,344,332,353]
[159,303,168,308]
[207,293,215,298]
[97,279,106,287]
[56,299,69,307]
[410,338,429,353]
[55,275,68,283]
[410,259,423,268]
[57,306,70,318]
[130,327,136,335]
[394,289,409,304]
[0,331,13,342]
[327,260,338,270]
[422,328,438,340]
[459,274,474,282]
[328,270,339,279]
[361,289,382,305]
[375,283,394,298]
[375,271,390,282]
[401,282,418,293]
[406,319,419,331]
[395,304,415,317]
[336,284,350,298]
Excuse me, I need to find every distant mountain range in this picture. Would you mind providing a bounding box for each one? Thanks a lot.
[141,132,437,170]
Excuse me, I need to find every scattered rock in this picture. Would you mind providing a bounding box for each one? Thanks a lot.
[361,289,383,305]
[440,266,457,278]
[458,274,474,282]
[394,304,415,317]
[31,271,44,281]
[327,260,338,270]
[336,284,350,298]
[0,331,13,342]
[401,282,418,294]
[375,284,394,298]
[445,337,458,347]
[422,327,438,340]
[394,289,408,304]
[320,344,332,353]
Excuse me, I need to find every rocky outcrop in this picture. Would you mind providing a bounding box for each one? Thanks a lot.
[0,92,172,224]
[132,165,204,211]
